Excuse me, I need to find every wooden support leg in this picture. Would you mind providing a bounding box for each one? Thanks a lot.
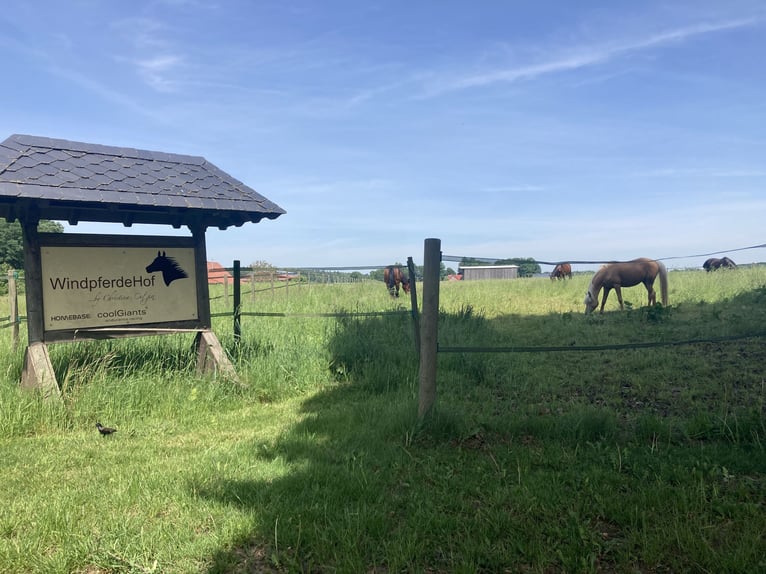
[21,343,61,399]
[194,330,241,384]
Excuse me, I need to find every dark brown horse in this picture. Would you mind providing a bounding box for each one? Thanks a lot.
[584,258,668,314]
[383,266,410,298]
[550,263,572,280]
[703,257,736,272]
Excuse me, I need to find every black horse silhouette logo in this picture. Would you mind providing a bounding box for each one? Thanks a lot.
[145,251,189,286]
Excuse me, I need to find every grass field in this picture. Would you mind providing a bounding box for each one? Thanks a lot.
[1,266,765,573]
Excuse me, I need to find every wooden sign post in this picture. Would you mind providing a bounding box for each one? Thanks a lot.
[0,133,287,398]
[20,225,238,396]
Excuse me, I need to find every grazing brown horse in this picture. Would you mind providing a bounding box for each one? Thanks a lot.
[584,258,668,314]
[383,266,410,298]
[550,263,572,280]
[703,257,736,272]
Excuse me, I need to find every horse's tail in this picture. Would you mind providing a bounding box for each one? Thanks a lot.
[385,266,395,289]
[657,261,669,306]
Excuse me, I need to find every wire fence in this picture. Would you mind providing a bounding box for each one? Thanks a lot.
[207,246,766,356]
[0,259,415,339]
[439,332,766,354]
[3,241,765,357]
[442,241,766,267]
[212,310,409,319]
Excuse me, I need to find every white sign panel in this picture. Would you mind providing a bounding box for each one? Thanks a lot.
[41,246,198,331]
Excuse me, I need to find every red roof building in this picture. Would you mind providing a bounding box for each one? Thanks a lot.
[207,261,232,284]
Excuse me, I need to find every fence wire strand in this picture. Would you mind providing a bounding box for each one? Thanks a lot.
[443,241,766,267]
[213,310,409,319]
[439,332,766,354]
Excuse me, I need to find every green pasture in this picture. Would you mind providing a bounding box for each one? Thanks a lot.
[1,266,765,573]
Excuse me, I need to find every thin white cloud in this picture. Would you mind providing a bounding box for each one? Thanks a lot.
[422,17,761,97]
[633,167,766,178]
[47,66,169,122]
[479,185,548,193]
[111,17,168,51]
[135,54,184,92]
[110,17,186,92]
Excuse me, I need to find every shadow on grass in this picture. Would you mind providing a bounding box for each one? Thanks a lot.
[198,288,766,572]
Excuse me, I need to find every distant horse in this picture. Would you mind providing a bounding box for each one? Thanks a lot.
[550,263,572,280]
[383,266,410,298]
[145,251,189,286]
[703,257,736,272]
[584,258,668,314]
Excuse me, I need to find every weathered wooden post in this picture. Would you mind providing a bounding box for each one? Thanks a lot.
[418,238,440,418]
[190,224,212,329]
[233,260,241,345]
[8,269,19,350]
[407,256,420,356]
[20,217,60,399]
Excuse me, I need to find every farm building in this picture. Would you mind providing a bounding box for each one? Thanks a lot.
[207,262,232,284]
[458,265,519,281]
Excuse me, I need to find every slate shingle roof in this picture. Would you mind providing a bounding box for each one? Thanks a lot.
[0,134,285,229]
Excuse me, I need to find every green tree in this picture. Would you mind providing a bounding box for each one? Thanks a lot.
[249,260,275,271]
[494,257,541,277]
[369,268,384,282]
[0,219,64,269]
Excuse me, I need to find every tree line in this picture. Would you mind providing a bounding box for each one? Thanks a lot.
[0,219,540,283]
[249,258,541,283]
[0,220,64,270]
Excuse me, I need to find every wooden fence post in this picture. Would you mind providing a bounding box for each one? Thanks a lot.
[233,260,241,346]
[407,257,420,357]
[418,238,440,418]
[223,273,229,307]
[8,269,19,350]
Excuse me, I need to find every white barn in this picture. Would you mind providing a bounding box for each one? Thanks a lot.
[458,265,519,281]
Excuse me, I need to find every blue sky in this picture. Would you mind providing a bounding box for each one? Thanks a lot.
[2,1,765,271]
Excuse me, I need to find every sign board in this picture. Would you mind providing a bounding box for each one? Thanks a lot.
[39,235,200,334]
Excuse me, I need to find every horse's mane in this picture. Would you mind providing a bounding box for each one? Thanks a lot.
[164,256,187,275]
[588,264,611,288]
[157,255,188,286]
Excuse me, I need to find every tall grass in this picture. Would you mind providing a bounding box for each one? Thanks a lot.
[1,266,765,572]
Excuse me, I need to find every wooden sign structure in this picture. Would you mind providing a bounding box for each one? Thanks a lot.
[0,134,286,397]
